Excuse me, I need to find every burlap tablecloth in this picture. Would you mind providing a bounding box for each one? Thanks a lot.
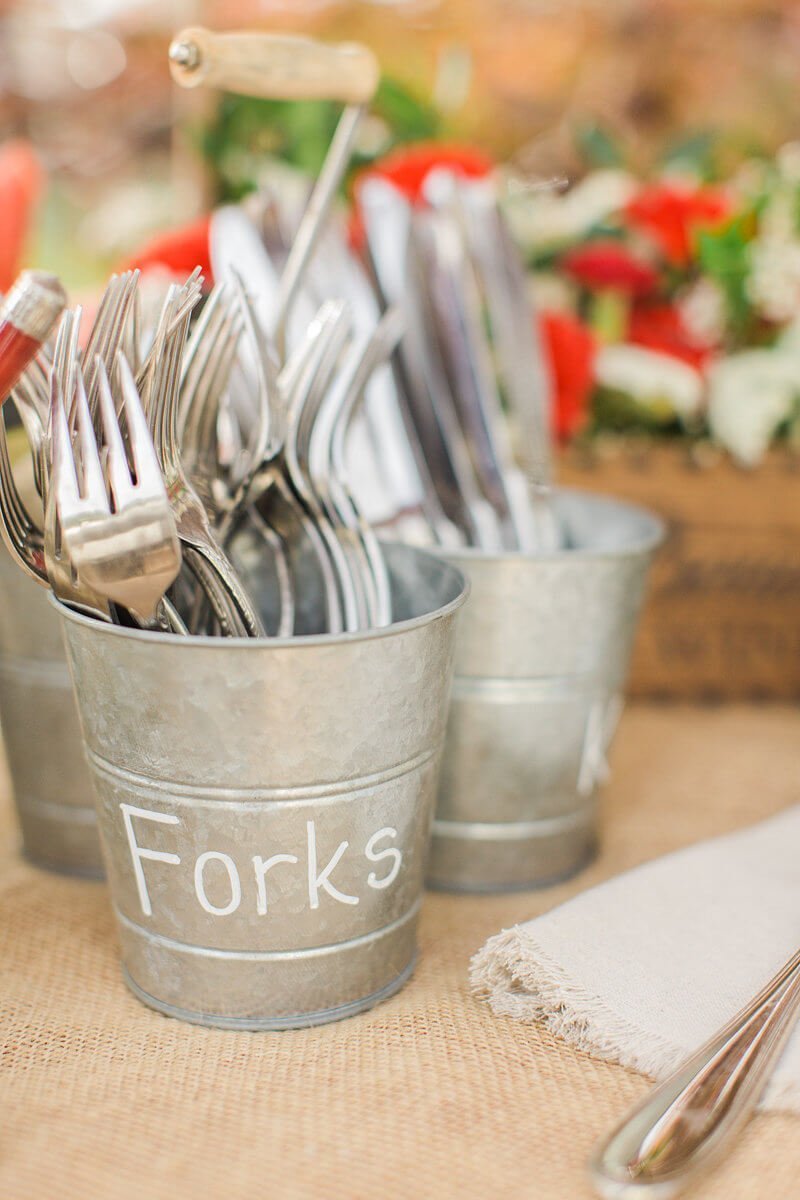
[1,704,798,1200]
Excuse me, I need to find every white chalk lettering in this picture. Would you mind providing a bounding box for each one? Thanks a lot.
[194,851,242,916]
[120,803,181,917]
[306,820,358,909]
[252,853,299,915]
[365,827,402,890]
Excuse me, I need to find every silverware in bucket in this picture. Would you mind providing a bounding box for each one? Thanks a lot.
[57,542,466,1029]
[0,274,99,873]
[427,489,664,892]
[357,163,666,890]
[0,548,102,875]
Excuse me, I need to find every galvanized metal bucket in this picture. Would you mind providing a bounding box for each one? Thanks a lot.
[0,550,102,876]
[57,543,467,1030]
[428,488,664,893]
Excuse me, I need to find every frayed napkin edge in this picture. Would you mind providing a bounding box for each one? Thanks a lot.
[469,924,800,1115]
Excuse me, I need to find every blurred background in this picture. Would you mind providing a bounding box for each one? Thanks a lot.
[4,1,800,277]
[4,0,800,700]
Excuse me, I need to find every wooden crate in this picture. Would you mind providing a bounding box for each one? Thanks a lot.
[558,443,800,700]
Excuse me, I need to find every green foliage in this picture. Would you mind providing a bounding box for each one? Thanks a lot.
[573,123,624,169]
[200,76,441,203]
[696,215,754,342]
[373,76,440,144]
[660,130,717,180]
[591,387,682,434]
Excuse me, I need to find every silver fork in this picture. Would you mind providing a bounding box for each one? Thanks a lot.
[81,271,140,432]
[308,309,405,629]
[0,403,47,586]
[147,282,265,638]
[52,354,184,629]
[10,353,50,499]
[44,371,112,622]
[179,283,244,521]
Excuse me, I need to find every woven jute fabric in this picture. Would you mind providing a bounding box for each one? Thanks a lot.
[1,704,798,1200]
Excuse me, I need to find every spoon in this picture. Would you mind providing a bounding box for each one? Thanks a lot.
[590,947,800,1198]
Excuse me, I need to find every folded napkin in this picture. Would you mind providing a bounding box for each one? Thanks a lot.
[471,806,800,1114]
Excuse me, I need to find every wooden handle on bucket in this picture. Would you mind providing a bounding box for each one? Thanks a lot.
[168,26,380,105]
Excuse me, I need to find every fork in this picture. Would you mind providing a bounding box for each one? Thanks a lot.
[58,354,184,627]
[44,370,112,623]
[179,282,244,520]
[0,403,47,586]
[81,271,140,433]
[146,282,266,638]
[308,308,405,629]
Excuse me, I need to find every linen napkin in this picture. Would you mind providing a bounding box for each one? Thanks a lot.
[471,805,800,1114]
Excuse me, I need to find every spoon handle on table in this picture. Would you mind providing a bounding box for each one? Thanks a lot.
[589,947,800,1199]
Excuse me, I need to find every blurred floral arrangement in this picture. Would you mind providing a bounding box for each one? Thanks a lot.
[200,83,441,204]
[198,91,800,470]
[8,93,800,471]
[507,143,800,467]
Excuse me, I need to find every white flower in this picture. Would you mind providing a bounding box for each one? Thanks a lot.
[777,141,800,184]
[679,278,726,346]
[732,158,772,200]
[708,350,799,466]
[776,317,800,354]
[528,270,574,313]
[746,235,800,323]
[504,168,637,252]
[595,344,703,419]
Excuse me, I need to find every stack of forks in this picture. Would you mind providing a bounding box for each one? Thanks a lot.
[0,266,402,638]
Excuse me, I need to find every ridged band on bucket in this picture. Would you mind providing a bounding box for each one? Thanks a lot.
[428,489,664,893]
[0,550,102,877]
[57,543,467,1029]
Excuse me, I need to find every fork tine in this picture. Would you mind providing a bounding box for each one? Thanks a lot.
[53,307,78,395]
[85,271,139,423]
[49,373,81,514]
[190,306,243,461]
[179,285,231,426]
[96,357,133,505]
[114,351,164,495]
[0,412,46,585]
[230,270,282,460]
[0,409,34,541]
[80,276,118,369]
[73,368,108,510]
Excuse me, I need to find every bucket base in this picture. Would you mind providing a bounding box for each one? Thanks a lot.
[122,955,416,1031]
[426,809,597,893]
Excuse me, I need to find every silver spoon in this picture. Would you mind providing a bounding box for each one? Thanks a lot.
[590,947,800,1199]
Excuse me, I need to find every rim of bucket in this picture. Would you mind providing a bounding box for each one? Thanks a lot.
[51,541,469,650]
[444,487,666,565]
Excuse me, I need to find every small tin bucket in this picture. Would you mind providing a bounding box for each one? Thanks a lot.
[57,543,467,1030]
[0,550,102,876]
[428,488,664,893]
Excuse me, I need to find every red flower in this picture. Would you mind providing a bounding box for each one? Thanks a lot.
[624,183,731,267]
[540,310,597,441]
[362,142,493,205]
[0,140,44,292]
[562,241,658,297]
[627,301,714,369]
[123,215,212,283]
[350,142,494,251]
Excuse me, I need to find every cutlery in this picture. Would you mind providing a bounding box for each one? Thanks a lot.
[168,25,380,358]
[590,947,800,1199]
